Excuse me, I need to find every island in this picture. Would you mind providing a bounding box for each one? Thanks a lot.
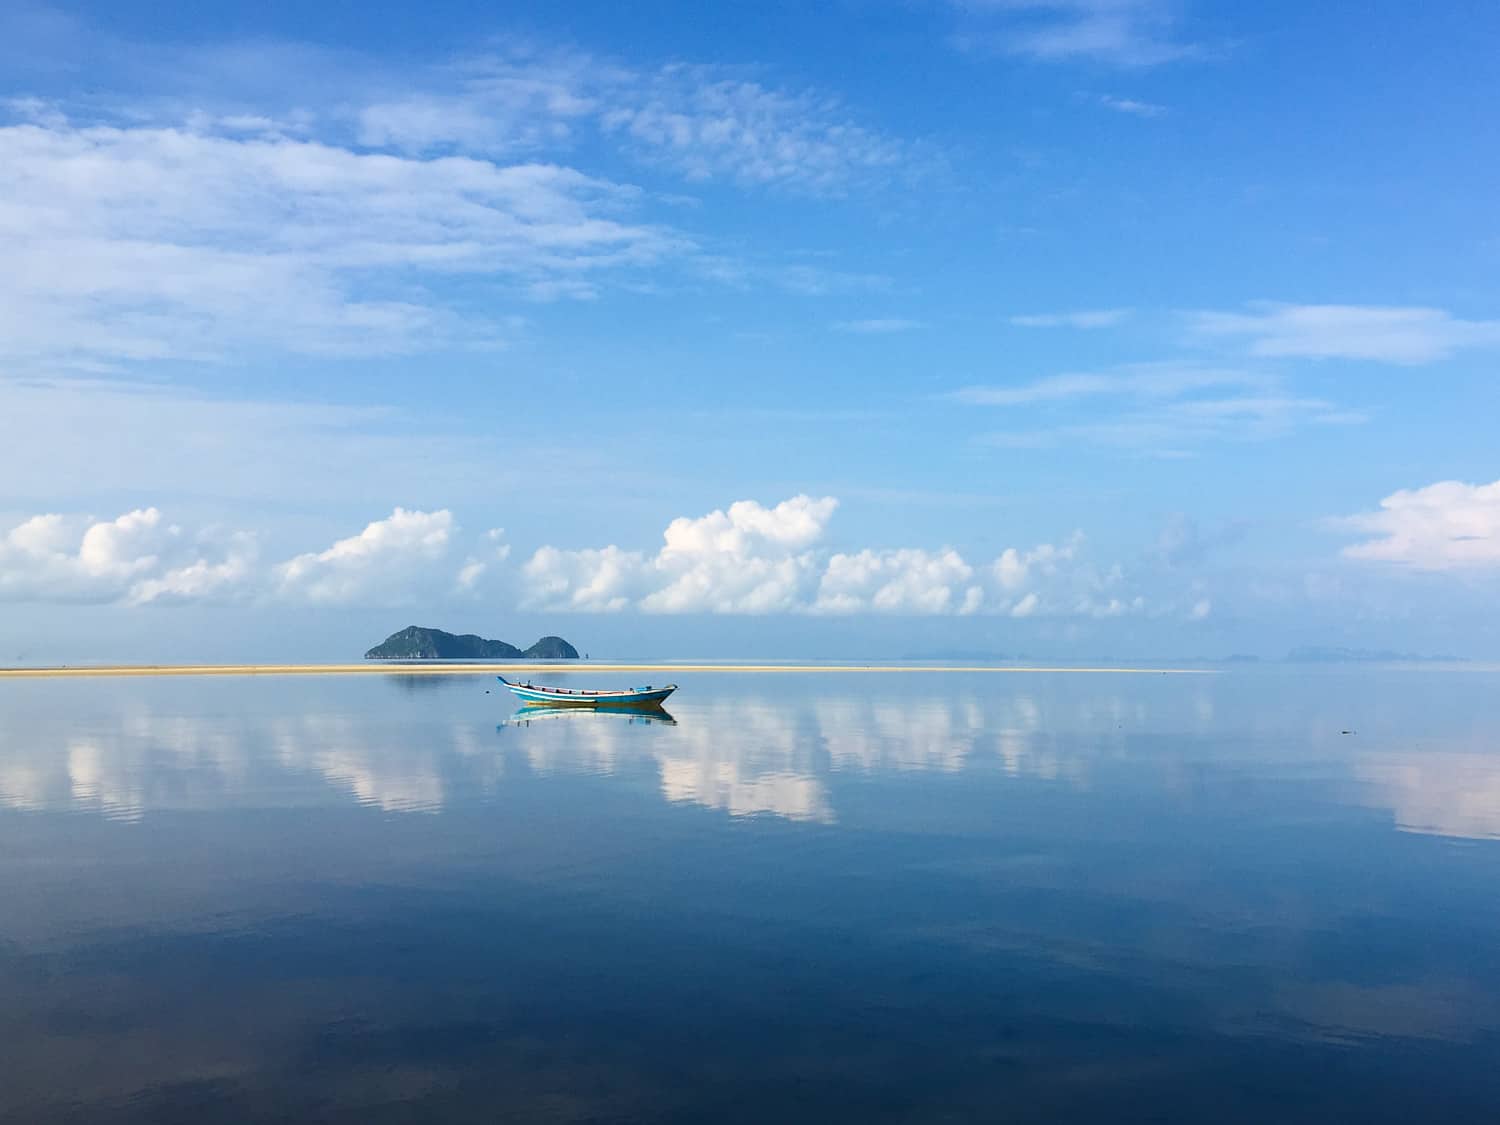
[364,626,580,661]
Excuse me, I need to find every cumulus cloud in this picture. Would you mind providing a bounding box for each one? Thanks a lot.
[455,529,511,594]
[1190,303,1500,364]
[130,533,259,605]
[994,534,1081,590]
[1,509,166,602]
[522,545,648,613]
[1,496,1155,617]
[275,508,455,605]
[1339,478,1500,570]
[0,508,253,605]
[644,496,836,614]
[521,497,1142,617]
[524,496,839,615]
[816,548,982,614]
[4,503,474,609]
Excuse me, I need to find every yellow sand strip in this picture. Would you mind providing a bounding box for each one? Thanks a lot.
[0,663,1215,679]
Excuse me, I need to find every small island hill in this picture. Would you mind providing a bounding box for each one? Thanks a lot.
[365,626,579,660]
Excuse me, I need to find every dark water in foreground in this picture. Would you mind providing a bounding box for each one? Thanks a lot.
[3,668,1500,1122]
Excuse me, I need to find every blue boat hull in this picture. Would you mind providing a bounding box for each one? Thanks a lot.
[497,676,676,708]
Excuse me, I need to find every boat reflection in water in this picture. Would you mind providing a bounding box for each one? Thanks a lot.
[501,702,678,727]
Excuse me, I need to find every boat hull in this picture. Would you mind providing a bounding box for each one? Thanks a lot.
[498,677,676,708]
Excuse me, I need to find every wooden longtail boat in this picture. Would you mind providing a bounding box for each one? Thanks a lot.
[497,675,677,708]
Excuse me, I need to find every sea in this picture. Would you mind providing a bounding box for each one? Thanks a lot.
[3,665,1500,1122]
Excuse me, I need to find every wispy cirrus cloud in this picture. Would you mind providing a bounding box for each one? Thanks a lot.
[249,35,920,204]
[0,32,928,376]
[354,48,925,197]
[1095,93,1166,116]
[1189,303,1500,364]
[982,394,1363,453]
[1010,308,1131,328]
[0,109,681,370]
[952,363,1260,405]
[354,46,608,155]
[950,0,1205,67]
[954,364,1364,453]
[832,318,922,334]
[601,64,920,196]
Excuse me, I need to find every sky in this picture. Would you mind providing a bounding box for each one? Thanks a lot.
[2,0,1499,663]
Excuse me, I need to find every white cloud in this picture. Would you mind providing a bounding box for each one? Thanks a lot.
[815,548,980,614]
[1009,308,1130,328]
[1190,303,1500,364]
[600,65,913,196]
[1,497,1142,618]
[522,545,648,613]
[520,496,1132,616]
[346,46,920,197]
[1010,591,1040,617]
[274,508,455,605]
[832,318,922,334]
[455,530,511,594]
[1096,94,1165,117]
[354,48,603,155]
[455,559,487,591]
[952,1,1203,67]
[994,534,1081,590]
[953,364,1255,406]
[1339,478,1500,570]
[0,32,930,374]
[0,111,681,371]
[640,495,838,614]
[960,364,1364,452]
[1357,753,1500,841]
[130,533,258,605]
[0,507,254,605]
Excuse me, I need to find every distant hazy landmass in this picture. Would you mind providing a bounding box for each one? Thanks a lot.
[364,626,579,660]
[900,650,1017,662]
[1284,646,1467,664]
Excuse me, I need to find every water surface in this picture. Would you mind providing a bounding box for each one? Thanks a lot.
[3,668,1500,1122]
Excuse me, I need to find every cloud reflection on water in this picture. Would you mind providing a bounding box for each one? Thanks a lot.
[1355,752,1500,841]
[4,675,1500,841]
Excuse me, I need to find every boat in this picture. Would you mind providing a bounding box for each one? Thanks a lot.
[496,675,677,708]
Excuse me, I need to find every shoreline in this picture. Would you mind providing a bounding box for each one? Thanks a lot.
[0,663,1216,679]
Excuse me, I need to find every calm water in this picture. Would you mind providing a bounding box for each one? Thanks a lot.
[4,668,1500,1122]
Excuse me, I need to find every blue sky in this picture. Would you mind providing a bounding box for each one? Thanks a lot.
[2,0,1499,662]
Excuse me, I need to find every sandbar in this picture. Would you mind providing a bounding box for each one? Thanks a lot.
[0,663,1215,679]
